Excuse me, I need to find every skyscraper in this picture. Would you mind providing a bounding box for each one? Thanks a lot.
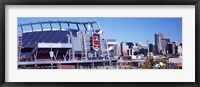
[155,32,163,54]
[149,43,155,53]
[167,42,176,54]
[121,42,128,56]
[161,38,170,54]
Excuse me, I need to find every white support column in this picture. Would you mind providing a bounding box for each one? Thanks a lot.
[53,50,58,61]
[34,51,38,62]
[94,51,97,57]
[81,31,84,60]
[49,47,54,69]
[92,62,94,69]
[67,35,70,44]
[88,23,91,30]
[90,23,94,32]
[64,51,67,61]
[95,20,102,30]
[106,38,110,59]
[68,50,71,61]
[34,51,38,68]
[68,29,75,60]
[83,32,88,60]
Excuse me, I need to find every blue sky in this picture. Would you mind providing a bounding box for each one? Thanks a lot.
[18,18,182,45]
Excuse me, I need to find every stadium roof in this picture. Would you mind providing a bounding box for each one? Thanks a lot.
[22,29,78,47]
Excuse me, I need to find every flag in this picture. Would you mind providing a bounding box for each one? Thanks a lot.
[102,31,105,34]
[97,30,105,34]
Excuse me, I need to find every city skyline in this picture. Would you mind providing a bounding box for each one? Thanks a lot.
[18,18,182,45]
[18,18,182,69]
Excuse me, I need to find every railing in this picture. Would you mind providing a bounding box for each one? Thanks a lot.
[25,45,38,59]
[18,59,118,65]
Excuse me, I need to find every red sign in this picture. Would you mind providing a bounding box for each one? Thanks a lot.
[93,34,100,51]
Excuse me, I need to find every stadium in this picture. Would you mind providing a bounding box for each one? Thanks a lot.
[18,20,119,69]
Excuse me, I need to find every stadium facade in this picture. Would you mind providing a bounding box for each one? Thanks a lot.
[18,21,119,69]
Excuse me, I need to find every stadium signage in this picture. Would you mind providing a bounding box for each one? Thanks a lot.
[92,34,100,51]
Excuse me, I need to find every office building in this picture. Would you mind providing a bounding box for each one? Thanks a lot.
[167,42,176,54]
[106,39,118,57]
[149,43,155,54]
[155,32,163,54]
[161,38,170,54]
[121,42,128,56]
[120,42,135,56]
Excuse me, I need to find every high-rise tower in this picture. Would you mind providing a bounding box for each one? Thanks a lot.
[155,32,163,54]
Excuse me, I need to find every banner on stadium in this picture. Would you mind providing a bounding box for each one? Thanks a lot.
[92,34,100,51]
